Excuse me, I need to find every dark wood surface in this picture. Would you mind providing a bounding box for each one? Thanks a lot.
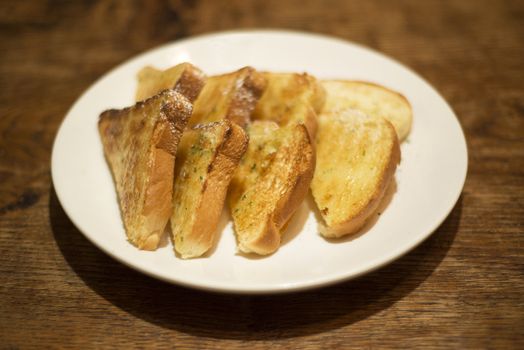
[1,0,523,348]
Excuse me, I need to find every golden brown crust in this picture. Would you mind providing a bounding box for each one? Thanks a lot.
[339,80,411,107]
[99,90,192,250]
[272,124,315,228]
[229,122,315,255]
[135,62,206,103]
[188,123,248,257]
[172,65,206,103]
[190,67,267,128]
[315,117,401,238]
[321,80,412,141]
[171,121,248,258]
[295,103,318,141]
[238,217,280,255]
[227,67,267,127]
[252,72,324,140]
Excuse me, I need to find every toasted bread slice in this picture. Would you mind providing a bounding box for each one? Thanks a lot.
[229,121,315,255]
[322,80,412,141]
[190,66,266,128]
[135,62,206,103]
[311,108,400,238]
[252,72,326,138]
[171,120,248,258]
[99,90,192,250]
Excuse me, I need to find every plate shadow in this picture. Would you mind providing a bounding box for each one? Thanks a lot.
[49,186,462,340]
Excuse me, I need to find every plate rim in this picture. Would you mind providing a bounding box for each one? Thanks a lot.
[51,29,468,294]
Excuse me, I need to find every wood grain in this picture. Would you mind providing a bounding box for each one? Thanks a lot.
[0,0,523,348]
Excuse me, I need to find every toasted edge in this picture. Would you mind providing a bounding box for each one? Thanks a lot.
[136,63,206,103]
[272,125,316,229]
[232,123,315,255]
[226,67,267,128]
[322,79,413,141]
[237,216,281,255]
[99,90,193,250]
[253,72,325,139]
[141,97,192,249]
[172,121,248,258]
[191,66,267,128]
[318,119,400,238]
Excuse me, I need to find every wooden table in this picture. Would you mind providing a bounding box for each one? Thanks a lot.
[1,1,522,348]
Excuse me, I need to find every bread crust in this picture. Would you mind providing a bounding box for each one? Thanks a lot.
[272,124,315,228]
[135,62,206,103]
[190,67,267,128]
[321,80,412,141]
[171,121,248,258]
[320,120,400,237]
[297,103,318,141]
[252,72,325,139]
[230,122,315,255]
[226,67,267,128]
[173,64,207,103]
[99,90,192,250]
[237,216,280,255]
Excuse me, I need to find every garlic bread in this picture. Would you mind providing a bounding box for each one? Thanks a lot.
[135,62,206,103]
[311,108,400,238]
[190,66,266,128]
[252,72,325,138]
[322,80,412,141]
[99,90,193,250]
[171,120,248,258]
[229,121,315,255]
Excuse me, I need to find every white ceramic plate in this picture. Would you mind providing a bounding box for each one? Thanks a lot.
[51,30,467,294]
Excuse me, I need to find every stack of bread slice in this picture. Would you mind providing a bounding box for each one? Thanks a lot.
[133,64,265,257]
[98,62,412,258]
